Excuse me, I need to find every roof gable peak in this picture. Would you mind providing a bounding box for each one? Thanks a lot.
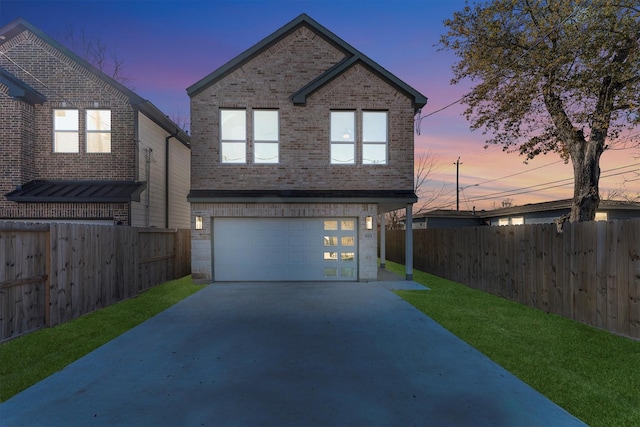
[187,13,427,110]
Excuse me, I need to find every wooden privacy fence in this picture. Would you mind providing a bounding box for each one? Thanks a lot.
[384,219,640,340]
[0,222,191,342]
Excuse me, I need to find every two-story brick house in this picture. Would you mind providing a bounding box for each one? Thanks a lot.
[188,14,426,282]
[0,18,190,227]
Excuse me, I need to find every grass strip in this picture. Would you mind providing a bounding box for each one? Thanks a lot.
[0,275,204,402]
[386,261,640,427]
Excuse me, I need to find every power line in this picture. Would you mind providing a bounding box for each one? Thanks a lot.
[426,162,638,209]
[463,163,639,203]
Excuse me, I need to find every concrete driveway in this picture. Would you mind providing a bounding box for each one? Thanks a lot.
[1,280,585,426]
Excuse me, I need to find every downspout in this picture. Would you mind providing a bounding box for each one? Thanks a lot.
[165,129,179,228]
[131,115,140,227]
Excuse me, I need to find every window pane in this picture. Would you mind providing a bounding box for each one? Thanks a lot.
[54,133,79,153]
[341,236,355,246]
[324,221,338,230]
[341,220,355,230]
[363,111,387,142]
[324,268,338,278]
[221,142,246,163]
[595,212,608,221]
[341,268,355,278]
[221,110,246,141]
[86,110,111,131]
[324,236,338,246]
[363,144,387,164]
[254,142,278,163]
[330,111,355,142]
[87,133,111,153]
[254,110,278,141]
[341,252,355,261]
[324,252,338,261]
[54,110,78,131]
[331,143,354,164]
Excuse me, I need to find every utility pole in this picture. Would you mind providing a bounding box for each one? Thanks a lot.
[455,157,460,211]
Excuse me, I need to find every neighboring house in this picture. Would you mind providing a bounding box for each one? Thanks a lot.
[0,18,190,227]
[410,199,640,228]
[187,14,427,283]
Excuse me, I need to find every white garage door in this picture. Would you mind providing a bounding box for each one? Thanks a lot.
[213,218,358,281]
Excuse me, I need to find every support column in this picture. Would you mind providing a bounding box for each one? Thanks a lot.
[379,213,386,269]
[405,204,413,280]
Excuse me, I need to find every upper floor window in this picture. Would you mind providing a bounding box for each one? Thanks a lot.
[220,109,246,163]
[330,111,355,164]
[362,111,387,165]
[253,110,279,164]
[86,110,111,153]
[53,109,79,153]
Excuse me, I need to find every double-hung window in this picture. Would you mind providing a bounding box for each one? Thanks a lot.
[253,110,279,164]
[362,111,388,165]
[220,109,246,163]
[53,109,79,153]
[330,111,355,164]
[86,110,111,153]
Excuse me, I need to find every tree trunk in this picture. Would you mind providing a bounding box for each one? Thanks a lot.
[569,141,603,222]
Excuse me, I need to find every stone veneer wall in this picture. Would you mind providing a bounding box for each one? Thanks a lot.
[191,202,378,283]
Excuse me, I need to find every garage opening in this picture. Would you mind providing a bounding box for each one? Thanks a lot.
[213,217,358,281]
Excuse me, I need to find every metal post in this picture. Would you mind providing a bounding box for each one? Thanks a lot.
[405,204,413,280]
[456,157,460,211]
[379,213,386,269]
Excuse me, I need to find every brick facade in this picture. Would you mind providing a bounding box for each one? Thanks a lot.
[188,15,426,283]
[0,20,189,226]
[190,27,415,191]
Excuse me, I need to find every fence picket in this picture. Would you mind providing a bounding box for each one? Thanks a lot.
[0,223,191,342]
[385,219,640,340]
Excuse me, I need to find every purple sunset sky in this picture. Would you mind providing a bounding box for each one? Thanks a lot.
[1,0,637,210]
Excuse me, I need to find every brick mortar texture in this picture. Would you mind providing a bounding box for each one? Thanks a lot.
[190,25,415,192]
[0,30,136,183]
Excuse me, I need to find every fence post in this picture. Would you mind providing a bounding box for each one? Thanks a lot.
[405,204,413,280]
[45,227,51,327]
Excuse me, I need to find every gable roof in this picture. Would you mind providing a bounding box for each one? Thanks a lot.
[0,66,46,104]
[186,13,427,111]
[0,18,190,147]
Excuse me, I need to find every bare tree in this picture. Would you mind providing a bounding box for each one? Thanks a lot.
[603,187,640,202]
[385,150,446,229]
[61,25,132,86]
[169,106,190,134]
[490,198,515,209]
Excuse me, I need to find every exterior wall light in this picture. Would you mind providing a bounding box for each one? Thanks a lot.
[195,216,203,230]
[366,216,373,230]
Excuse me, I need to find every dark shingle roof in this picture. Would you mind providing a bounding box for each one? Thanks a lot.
[6,180,147,203]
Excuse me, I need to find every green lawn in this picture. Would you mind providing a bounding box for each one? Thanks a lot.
[0,275,204,402]
[386,261,640,427]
